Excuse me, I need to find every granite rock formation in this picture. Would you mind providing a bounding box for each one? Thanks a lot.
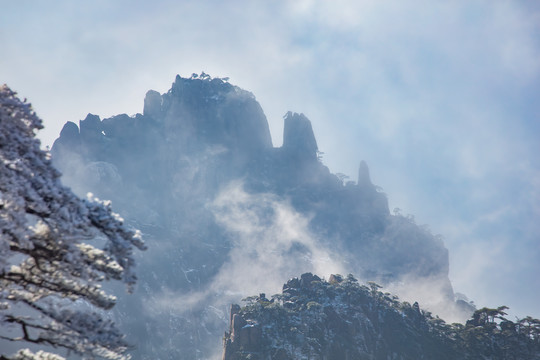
[51,73,468,359]
[223,274,540,360]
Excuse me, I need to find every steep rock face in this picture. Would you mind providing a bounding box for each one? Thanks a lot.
[143,89,161,118]
[223,274,456,360]
[223,274,540,360]
[357,160,372,187]
[160,74,272,155]
[282,111,318,160]
[51,74,460,359]
[52,121,81,160]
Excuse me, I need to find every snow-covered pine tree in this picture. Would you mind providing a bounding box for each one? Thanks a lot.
[0,85,146,360]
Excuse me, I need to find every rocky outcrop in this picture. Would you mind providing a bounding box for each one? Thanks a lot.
[222,274,540,360]
[143,90,162,118]
[59,121,80,143]
[51,121,80,156]
[357,160,372,188]
[222,304,263,360]
[51,74,459,359]
[79,113,103,154]
[222,273,456,360]
[160,74,273,154]
[282,111,318,160]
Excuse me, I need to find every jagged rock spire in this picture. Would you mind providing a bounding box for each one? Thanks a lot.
[79,113,101,134]
[358,160,373,187]
[143,90,162,118]
[282,111,318,159]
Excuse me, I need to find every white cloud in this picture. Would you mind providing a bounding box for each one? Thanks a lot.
[151,182,346,314]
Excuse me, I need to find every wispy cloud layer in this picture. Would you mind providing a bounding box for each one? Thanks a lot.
[152,182,345,313]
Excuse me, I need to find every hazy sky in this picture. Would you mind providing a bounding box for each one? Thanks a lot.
[2,0,539,319]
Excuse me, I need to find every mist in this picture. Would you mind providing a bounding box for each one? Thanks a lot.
[149,181,346,318]
[38,74,485,357]
[2,1,539,357]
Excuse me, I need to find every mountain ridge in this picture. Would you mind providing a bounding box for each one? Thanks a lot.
[222,273,540,360]
[51,73,472,359]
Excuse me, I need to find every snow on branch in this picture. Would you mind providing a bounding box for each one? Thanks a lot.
[0,85,145,359]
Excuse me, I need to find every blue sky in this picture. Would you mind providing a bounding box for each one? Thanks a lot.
[2,0,539,319]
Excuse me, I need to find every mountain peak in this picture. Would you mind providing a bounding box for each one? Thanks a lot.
[282,111,318,160]
[222,274,540,360]
[50,75,462,359]
[143,90,161,118]
[358,160,373,187]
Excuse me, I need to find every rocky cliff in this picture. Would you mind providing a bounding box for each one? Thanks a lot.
[223,274,540,360]
[51,73,469,359]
